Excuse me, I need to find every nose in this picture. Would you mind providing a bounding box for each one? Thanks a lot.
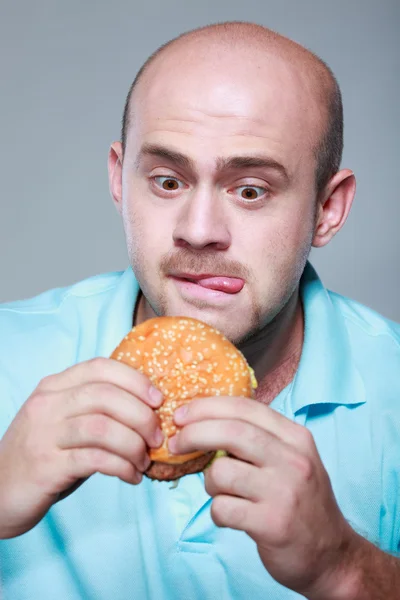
[172,186,231,251]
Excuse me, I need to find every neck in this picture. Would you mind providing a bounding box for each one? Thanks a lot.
[238,288,304,405]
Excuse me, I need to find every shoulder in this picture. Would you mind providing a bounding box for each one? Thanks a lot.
[329,290,400,341]
[328,290,400,352]
[0,271,126,431]
[0,271,124,335]
[329,290,400,400]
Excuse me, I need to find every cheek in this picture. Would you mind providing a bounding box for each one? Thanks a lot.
[240,206,314,293]
[122,197,169,258]
[243,210,313,263]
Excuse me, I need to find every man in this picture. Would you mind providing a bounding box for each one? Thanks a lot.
[0,21,399,600]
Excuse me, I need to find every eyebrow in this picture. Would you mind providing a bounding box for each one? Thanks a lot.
[135,143,290,183]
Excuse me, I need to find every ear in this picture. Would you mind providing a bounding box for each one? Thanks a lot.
[312,169,356,248]
[108,141,124,215]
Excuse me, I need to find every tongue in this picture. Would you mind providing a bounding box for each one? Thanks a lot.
[196,277,244,294]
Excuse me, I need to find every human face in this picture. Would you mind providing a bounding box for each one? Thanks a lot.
[113,46,321,344]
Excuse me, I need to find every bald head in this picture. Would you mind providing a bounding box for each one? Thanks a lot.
[121,21,343,196]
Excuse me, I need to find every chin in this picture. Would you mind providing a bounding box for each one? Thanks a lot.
[169,306,257,345]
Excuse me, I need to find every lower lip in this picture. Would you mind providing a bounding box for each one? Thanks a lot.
[171,278,241,304]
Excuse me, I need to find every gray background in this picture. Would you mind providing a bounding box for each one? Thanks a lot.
[0,0,398,321]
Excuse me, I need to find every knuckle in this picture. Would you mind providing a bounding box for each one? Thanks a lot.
[87,357,110,377]
[95,382,117,402]
[210,496,229,526]
[224,419,248,440]
[120,462,139,483]
[211,496,247,529]
[209,455,228,481]
[84,414,109,440]
[293,424,315,451]
[269,512,292,546]
[265,483,306,546]
[230,395,252,414]
[75,447,106,471]
[89,448,108,470]
[75,381,113,405]
[71,382,91,404]
[24,390,50,416]
[129,433,146,460]
[141,408,157,432]
[250,427,269,452]
[67,447,81,471]
[209,456,236,490]
[37,374,56,391]
[209,458,242,495]
[293,454,314,481]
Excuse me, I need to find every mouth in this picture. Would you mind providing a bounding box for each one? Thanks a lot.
[169,273,245,297]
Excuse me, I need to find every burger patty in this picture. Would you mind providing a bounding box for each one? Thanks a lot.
[145,451,215,481]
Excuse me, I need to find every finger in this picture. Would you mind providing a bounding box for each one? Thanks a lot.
[211,494,254,533]
[174,395,306,448]
[64,447,143,485]
[38,357,164,408]
[62,384,163,448]
[58,414,151,473]
[204,456,263,501]
[169,419,287,467]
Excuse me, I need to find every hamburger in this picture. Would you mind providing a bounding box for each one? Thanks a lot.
[111,316,257,481]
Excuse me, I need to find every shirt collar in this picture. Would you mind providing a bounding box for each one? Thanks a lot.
[290,262,366,414]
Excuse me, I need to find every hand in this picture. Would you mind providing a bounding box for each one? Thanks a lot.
[0,357,164,539]
[170,396,358,598]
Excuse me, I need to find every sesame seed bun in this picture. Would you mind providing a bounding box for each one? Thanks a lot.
[110,316,257,481]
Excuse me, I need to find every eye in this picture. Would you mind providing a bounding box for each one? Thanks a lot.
[153,176,183,191]
[236,186,267,201]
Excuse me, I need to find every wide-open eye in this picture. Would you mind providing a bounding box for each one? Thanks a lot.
[236,186,267,201]
[154,176,183,191]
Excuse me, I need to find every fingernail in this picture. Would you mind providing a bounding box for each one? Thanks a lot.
[168,434,178,454]
[174,405,188,424]
[135,472,143,485]
[149,385,163,406]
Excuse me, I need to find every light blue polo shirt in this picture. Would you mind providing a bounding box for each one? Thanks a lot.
[0,263,399,600]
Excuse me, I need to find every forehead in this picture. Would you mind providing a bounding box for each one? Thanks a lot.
[128,44,323,170]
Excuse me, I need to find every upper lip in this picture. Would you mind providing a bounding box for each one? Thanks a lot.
[169,272,239,282]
